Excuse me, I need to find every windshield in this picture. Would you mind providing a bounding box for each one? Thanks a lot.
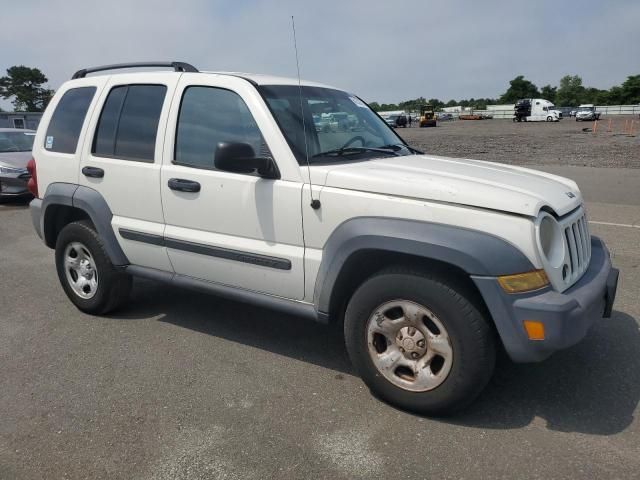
[0,131,35,153]
[259,85,411,164]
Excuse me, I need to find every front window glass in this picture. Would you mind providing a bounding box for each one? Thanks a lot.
[0,131,35,152]
[259,85,411,164]
[175,86,268,170]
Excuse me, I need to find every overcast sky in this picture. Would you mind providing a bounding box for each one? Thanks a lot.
[1,0,639,109]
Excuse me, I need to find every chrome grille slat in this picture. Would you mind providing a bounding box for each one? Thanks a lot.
[573,223,583,269]
[566,226,579,276]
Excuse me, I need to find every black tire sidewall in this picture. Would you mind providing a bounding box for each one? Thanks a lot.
[344,272,495,415]
[55,221,123,314]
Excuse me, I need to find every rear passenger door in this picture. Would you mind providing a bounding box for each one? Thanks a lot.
[78,73,179,271]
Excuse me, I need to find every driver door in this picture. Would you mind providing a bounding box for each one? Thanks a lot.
[160,74,305,300]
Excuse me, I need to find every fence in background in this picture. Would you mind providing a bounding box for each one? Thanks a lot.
[435,105,640,120]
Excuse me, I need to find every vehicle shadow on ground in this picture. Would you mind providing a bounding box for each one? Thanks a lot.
[454,310,640,435]
[0,197,31,210]
[114,278,639,436]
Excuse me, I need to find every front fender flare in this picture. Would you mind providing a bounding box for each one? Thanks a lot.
[313,217,535,316]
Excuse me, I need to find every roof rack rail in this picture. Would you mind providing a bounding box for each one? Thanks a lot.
[71,61,198,79]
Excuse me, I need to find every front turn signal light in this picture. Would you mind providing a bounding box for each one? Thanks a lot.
[523,320,545,340]
[497,270,549,293]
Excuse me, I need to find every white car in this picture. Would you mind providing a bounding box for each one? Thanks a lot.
[29,62,618,415]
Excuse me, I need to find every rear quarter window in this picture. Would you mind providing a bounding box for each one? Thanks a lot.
[44,87,96,154]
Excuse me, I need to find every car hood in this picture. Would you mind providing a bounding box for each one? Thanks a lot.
[310,154,582,217]
[0,151,31,168]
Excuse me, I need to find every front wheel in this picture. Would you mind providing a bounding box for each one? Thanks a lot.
[55,220,132,315]
[344,269,496,415]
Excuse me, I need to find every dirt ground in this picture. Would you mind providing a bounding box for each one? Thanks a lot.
[400,116,640,168]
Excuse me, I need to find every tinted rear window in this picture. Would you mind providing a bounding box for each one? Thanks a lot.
[93,84,166,162]
[44,87,96,154]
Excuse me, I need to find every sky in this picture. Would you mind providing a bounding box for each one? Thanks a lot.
[1,0,639,110]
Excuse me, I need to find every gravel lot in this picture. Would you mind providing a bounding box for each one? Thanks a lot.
[400,116,640,168]
[1,124,639,479]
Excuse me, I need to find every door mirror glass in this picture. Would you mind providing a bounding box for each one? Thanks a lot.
[214,142,278,179]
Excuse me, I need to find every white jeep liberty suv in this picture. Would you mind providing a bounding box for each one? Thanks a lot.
[28,62,618,414]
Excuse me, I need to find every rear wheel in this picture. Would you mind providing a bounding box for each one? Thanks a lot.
[344,269,496,415]
[55,220,131,315]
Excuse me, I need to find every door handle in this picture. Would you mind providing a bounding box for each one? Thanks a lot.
[82,166,104,178]
[168,178,201,193]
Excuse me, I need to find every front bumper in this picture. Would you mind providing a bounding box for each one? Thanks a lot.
[473,236,618,362]
[0,172,30,198]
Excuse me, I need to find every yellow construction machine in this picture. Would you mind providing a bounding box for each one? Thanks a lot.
[419,104,437,127]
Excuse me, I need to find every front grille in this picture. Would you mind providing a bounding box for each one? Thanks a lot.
[563,213,591,283]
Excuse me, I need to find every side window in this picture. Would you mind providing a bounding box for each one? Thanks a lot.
[44,87,96,154]
[93,84,167,162]
[174,86,269,170]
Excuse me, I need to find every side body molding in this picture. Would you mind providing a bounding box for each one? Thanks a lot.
[40,183,129,266]
[313,217,535,316]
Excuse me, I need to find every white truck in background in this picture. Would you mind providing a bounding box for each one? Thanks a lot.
[514,98,561,122]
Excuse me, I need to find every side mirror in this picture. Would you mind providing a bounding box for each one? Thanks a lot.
[214,142,279,179]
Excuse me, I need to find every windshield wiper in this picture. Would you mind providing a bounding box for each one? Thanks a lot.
[312,146,399,158]
[379,143,423,155]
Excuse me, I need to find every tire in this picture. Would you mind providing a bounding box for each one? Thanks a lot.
[344,268,496,415]
[55,220,131,315]
[546,116,553,122]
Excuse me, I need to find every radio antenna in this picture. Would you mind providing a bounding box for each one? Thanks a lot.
[291,16,320,209]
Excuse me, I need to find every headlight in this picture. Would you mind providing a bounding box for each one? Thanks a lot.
[0,165,28,174]
[536,212,565,267]
[498,270,549,293]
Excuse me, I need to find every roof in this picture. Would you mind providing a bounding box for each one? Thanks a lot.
[202,71,339,89]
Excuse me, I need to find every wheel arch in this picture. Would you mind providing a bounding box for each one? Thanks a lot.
[41,183,128,266]
[314,217,535,322]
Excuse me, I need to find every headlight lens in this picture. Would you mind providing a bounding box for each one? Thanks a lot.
[537,213,564,267]
[498,270,549,293]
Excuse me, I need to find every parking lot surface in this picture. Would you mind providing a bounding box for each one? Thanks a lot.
[1,126,639,478]
[402,117,640,168]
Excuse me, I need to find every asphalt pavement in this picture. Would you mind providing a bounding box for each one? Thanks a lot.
[1,165,639,479]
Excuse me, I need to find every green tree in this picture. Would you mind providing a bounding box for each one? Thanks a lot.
[0,66,54,112]
[499,75,540,103]
[540,84,557,103]
[618,75,640,104]
[368,101,381,111]
[555,75,585,107]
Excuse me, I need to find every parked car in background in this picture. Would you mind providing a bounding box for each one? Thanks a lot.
[385,114,407,128]
[0,128,35,200]
[436,112,454,121]
[556,107,573,118]
[575,104,601,121]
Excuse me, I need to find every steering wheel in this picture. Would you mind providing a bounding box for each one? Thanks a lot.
[341,135,366,149]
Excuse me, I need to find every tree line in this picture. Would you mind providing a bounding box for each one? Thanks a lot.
[369,74,640,112]
[1,65,639,113]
